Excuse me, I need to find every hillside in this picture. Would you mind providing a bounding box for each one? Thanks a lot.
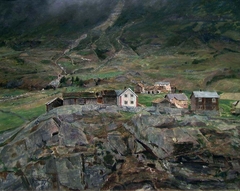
[0,0,240,92]
[0,1,240,189]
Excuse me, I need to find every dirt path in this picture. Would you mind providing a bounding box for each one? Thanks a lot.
[51,0,126,78]
[93,0,125,31]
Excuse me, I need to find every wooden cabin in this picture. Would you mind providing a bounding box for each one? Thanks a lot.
[135,83,145,94]
[63,92,97,105]
[165,93,189,109]
[190,91,220,111]
[45,97,63,112]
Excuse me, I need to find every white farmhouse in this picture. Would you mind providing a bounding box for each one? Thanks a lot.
[116,88,138,107]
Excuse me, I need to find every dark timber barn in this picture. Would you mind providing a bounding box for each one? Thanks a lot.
[63,92,97,105]
[190,91,220,111]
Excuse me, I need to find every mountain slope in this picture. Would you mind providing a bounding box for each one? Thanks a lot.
[0,0,240,91]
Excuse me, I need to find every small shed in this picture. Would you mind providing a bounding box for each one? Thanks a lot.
[46,97,63,112]
[63,92,97,105]
[135,83,145,94]
[165,93,189,108]
[116,88,138,107]
[231,101,240,115]
[190,91,220,111]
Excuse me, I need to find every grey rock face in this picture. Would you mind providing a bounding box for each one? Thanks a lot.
[0,173,24,191]
[56,156,84,190]
[107,131,128,156]
[0,105,239,190]
[59,122,88,147]
[129,114,199,158]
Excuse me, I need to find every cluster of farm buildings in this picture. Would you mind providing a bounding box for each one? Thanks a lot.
[46,81,240,115]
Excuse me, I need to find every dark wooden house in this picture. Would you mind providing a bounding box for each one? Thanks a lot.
[46,97,63,112]
[190,91,220,111]
[63,92,97,105]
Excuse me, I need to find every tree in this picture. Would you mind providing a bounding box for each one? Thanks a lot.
[71,76,74,85]
[60,76,66,84]
[78,79,84,87]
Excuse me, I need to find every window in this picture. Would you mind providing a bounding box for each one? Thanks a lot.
[131,94,134,97]
[124,94,127,97]
[212,98,216,103]
[131,101,134,104]
[198,98,202,102]
[124,101,128,105]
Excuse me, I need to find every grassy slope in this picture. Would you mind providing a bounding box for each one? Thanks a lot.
[102,0,240,91]
[1,0,240,91]
[0,88,61,132]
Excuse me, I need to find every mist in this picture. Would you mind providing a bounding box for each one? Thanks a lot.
[0,0,119,37]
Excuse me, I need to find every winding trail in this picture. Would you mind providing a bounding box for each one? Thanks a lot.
[93,0,125,31]
[50,0,126,84]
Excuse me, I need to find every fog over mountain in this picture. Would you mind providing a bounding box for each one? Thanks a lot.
[1,0,240,39]
[0,0,120,37]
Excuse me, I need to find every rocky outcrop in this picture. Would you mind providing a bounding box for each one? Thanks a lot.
[0,105,239,190]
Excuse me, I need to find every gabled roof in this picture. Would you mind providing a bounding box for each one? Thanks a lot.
[165,93,188,101]
[117,88,138,97]
[137,83,145,87]
[46,97,63,105]
[191,91,220,98]
[154,81,170,86]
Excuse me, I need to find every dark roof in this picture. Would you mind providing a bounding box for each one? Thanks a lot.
[46,97,63,105]
[191,91,220,98]
[165,93,188,101]
[102,90,117,97]
[63,92,96,99]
